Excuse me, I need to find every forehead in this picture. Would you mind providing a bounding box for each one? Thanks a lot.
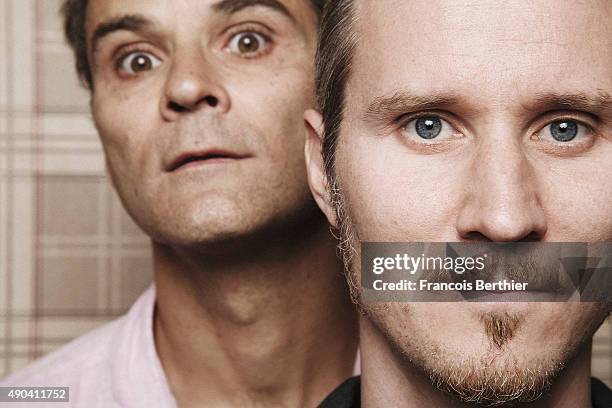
[350,0,612,106]
[85,0,317,38]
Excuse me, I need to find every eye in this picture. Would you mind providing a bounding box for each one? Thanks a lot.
[227,31,268,56]
[402,116,456,141]
[118,52,162,75]
[546,119,584,142]
[530,118,597,155]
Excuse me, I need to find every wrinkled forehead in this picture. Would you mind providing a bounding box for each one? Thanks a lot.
[85,0,317,44]
[349,0,612,108]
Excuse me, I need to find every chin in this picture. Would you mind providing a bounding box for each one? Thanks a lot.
[129,197,257,247]
[365,300,609,407]
[395,321,571,406]
[423,348,564,406]
[154,217,260,248]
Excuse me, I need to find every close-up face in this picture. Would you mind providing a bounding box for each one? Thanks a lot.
[87,0,320,246]
[307,0,611,404]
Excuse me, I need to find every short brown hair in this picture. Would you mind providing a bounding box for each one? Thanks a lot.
[61,0,326,91]
[61,0,89,88]
[314,0,357,177]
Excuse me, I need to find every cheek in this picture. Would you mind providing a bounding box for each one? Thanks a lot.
[92,89,162,180]
[336,134,467,241]
[227,68,312,164]
[517,303,609,354]
[538,154,612,240]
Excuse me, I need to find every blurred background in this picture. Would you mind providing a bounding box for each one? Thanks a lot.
[0,0,610,386]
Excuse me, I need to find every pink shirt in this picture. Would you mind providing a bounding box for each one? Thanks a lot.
[0,285,360,407]
[1,285,175,407]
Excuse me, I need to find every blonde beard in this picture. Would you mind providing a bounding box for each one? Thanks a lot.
[328,177,575,407]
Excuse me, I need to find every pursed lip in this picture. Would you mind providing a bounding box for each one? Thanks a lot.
[166,149,251,172]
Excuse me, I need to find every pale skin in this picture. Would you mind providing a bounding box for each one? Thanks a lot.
[85,0,358,407]
[306,0,611,407]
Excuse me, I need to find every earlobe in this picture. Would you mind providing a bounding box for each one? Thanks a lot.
[304,109,338,229]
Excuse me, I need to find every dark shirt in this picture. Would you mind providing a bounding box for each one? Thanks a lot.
[319,376,612,408]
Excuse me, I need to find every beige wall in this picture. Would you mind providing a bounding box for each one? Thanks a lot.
[0,0,610,387]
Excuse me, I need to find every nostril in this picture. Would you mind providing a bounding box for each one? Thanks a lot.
[520,232,543,242]
[204,95,218,107]
[168,101,188,113]
[166,95,219,114]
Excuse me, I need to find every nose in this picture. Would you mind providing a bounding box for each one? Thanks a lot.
[456,137,548,242]
[160,49,230,121]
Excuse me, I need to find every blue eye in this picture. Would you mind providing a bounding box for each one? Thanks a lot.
[119,52,162,75]
[415,117,442,139]
[539,119,592,145]
[549,120,579,142]
[403,116,455,141]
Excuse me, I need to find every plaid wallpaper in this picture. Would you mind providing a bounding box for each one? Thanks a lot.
[0,0,610,387]
[0,0,153,378]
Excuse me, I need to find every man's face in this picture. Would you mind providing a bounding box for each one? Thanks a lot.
[307,0,611,404]
[87,0,319,246]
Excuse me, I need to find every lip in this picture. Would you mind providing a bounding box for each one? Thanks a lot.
[166,149,250,172]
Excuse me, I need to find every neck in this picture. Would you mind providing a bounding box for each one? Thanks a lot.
[360,317,593,408]
[152,220,358,408]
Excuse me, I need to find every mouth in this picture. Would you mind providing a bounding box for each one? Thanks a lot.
[167,149,250,172]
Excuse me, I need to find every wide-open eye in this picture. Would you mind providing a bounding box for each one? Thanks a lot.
[119,52,162,75]
[402,116,456,141]
[227,31,268,56]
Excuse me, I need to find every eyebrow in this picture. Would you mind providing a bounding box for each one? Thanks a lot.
[90,14,153,53]
[363,90,612,126]
[212,0,295,22]
[363,91,465,125]
[89,1,294,53]
[526,91,612,115]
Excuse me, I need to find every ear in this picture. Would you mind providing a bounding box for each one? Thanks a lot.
[304,109,338,229]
